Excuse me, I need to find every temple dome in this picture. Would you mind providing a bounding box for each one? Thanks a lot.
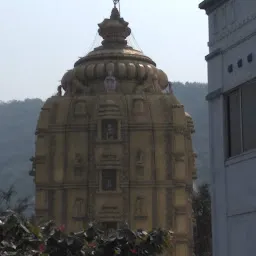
[60,6,169,94]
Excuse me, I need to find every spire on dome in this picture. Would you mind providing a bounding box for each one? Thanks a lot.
[98,1,131,47]
[113,0,120,7]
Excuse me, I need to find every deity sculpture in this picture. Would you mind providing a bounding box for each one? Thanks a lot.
[135,196,144,216]
[106,124,114,139]
[57,85,62,96]
[104,73,117,92]
[136,149,144,163]
[73,198,85,218]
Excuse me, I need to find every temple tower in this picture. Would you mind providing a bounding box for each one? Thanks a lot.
[32,3,196,256]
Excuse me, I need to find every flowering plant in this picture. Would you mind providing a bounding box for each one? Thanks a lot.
[0,210,173,256]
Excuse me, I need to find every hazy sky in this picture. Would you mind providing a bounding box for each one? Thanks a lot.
[0,0,208,101]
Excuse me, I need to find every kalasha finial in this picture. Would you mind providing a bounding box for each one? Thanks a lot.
[113,0,120,7]
[98,0,130,46]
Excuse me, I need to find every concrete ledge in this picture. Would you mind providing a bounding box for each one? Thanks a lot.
[205,88,222,101]
[205,48,222,61]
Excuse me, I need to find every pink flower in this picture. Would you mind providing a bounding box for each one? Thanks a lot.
[130,249,137,254]
[39,243,45,252]
[88,242,96,248]
[58,224,65,232]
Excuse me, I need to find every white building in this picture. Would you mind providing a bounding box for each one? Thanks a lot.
[199,0,256,256]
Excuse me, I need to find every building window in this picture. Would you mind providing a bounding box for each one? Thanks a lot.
[101,119,118,140]
[237,59,243,68]
[226,89,242,157]
[241,82,256,151]
[247,53,253,63]
[228,64,233,73]
[102,169,117,191]
[226,80,256,157]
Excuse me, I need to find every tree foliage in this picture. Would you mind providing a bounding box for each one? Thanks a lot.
[0,184,33,216]
[193,183,212,256]
[0,210,173,256]
[0,185,173,255]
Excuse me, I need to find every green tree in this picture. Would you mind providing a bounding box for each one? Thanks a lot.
[193,183,212,256]
[0,184,34,215]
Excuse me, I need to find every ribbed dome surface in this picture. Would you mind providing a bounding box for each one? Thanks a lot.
[60,7,169,95]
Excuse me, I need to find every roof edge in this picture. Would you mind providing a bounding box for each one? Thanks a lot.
[199,0,229,15]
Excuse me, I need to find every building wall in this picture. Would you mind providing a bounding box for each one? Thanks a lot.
[204,0,256,256]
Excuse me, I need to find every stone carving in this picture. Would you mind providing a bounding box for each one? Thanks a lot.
[107,124,114,139]
[69,79,84,96]
[57,85,62,96]
[73,154,83,177]
[101,152,117,161]
[29,156,36,177]
[104,72,117,92]
[72,198,85,218]
[134,196,147,218]
[74,153,83,166]
[133,83,152,94]
[102,119,118,140]
[191,152,197,179]
[136,149,144,164]
[133,99,144,113]
[134,84,144,94]
[62,74,90,97]
[135,149,144,177]
[152,76,160,92]
[74,101,87,115]
[172,152,185,162]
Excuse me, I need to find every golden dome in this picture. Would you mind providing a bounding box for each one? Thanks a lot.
[60,7,169,95]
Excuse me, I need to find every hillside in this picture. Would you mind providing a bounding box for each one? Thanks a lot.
[0,82,209,200]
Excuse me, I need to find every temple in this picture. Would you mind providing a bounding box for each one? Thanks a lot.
[32,2,196,255]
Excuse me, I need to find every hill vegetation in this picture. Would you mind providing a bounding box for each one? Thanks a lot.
[0,82,209,201]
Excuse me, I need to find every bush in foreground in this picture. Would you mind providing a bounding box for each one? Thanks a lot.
[0,210,173,256]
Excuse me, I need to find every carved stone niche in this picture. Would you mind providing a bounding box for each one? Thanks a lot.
[73,153,83,177]
[96,146,121,170]
[72,198,86,220]
[100,152,120,165]
[97,203,122,223]
[172,152,185,162]
[135,149,144,177]
[104,73,117,93]
[191,152,197,176]
[132,98,145,114]
[134,196,147,220]
[74,101,87,116]
[101,119,119,140]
